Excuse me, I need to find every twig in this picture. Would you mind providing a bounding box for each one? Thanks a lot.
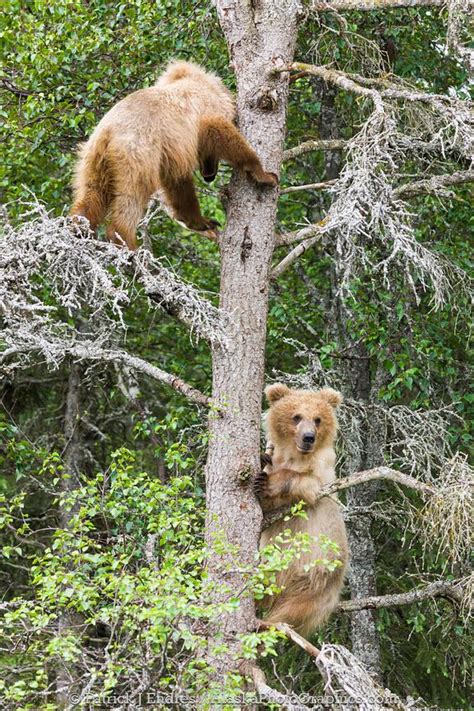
[251,665,312,711]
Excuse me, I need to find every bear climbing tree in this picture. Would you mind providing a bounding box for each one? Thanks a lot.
[256,384,348,636]
[71,61,277,250]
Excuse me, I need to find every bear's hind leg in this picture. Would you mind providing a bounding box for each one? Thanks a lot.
[70,184,107,235]
[159,173,219,234]
[106,193,146,250]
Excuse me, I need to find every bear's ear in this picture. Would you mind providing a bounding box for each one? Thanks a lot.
[265,383,290,404]
[318,388,343,409]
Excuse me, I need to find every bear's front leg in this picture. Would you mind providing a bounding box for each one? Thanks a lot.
[254,467,299,502]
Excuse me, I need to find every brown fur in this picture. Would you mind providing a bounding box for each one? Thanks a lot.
[255,383,348,637]
[71,61,277,249]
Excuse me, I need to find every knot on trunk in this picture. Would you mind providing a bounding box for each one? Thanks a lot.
[249,87,279,112]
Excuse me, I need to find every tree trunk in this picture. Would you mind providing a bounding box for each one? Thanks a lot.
[319,78,383,681]
[56,362,83,708]
[338,336,383,681]
[204,0,300,681]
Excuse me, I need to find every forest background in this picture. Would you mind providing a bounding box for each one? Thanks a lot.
[0,0,472,709]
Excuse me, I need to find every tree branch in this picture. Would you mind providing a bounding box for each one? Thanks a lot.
[338,579,465,612]
[274,167,474,265]
[262,466,434,528]
[283,139,348,161]
[281,179,337,194]
[318,465,435,498]
[275,221,326,247]
[290,62,384,109]
[258,620,321,657]
[309,0,454,11]
[1,77,34,98]
[394,170,474,198]
[69,344,210,406]
[273,230,324,275]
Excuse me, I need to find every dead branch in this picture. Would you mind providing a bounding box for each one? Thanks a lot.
[281,179,337,194]
[258,620,321,657]
[338,579,465,612]
[258,621,415,710]
[69,344,210,406]
[394,170,474,198]
[262,466,435,528]
[275,221,326,248]
[0,203,230,355]
[317,466,435,499]
[272,66,472,301]
[283,139,348,161]
[250,664,312,711]
[309,0,448,9]
[281,170,473,199]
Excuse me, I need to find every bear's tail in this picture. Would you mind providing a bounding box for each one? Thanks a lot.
[70,129,113,232]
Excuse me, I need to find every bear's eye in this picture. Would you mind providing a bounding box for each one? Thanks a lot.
[314,417,321,425]
[292,414,302,424]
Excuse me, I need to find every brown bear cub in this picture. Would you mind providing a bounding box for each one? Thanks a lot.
[255,383,348,637]
[71,61,278,250]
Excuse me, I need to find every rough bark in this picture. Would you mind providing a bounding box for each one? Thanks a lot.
[205,0,300,682]
[344,364,385,682]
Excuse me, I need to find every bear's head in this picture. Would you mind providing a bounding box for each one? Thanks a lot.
[265,383,343,455]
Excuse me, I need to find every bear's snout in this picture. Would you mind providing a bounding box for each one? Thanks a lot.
[296,420,317,453]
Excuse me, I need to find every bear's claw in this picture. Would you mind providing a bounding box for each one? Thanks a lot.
[254,470,268,496]
[260,452,273,468]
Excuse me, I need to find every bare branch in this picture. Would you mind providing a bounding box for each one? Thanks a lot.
[275,221,326,247]
[283,139,348,161]
[281,179,337,194]
[258,620,321,657]
[316,466,435,499]
[309,0,449,9]
[68,344,211,406]
[273,231,323,273]
[394,169,474,198]
[272,66,473,304]
[259,622,416,710]
[262,466,434,528]
[338,579,465,612]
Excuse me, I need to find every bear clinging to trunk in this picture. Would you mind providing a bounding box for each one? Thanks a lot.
[71,60,278,250]
[254,383,348,637]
